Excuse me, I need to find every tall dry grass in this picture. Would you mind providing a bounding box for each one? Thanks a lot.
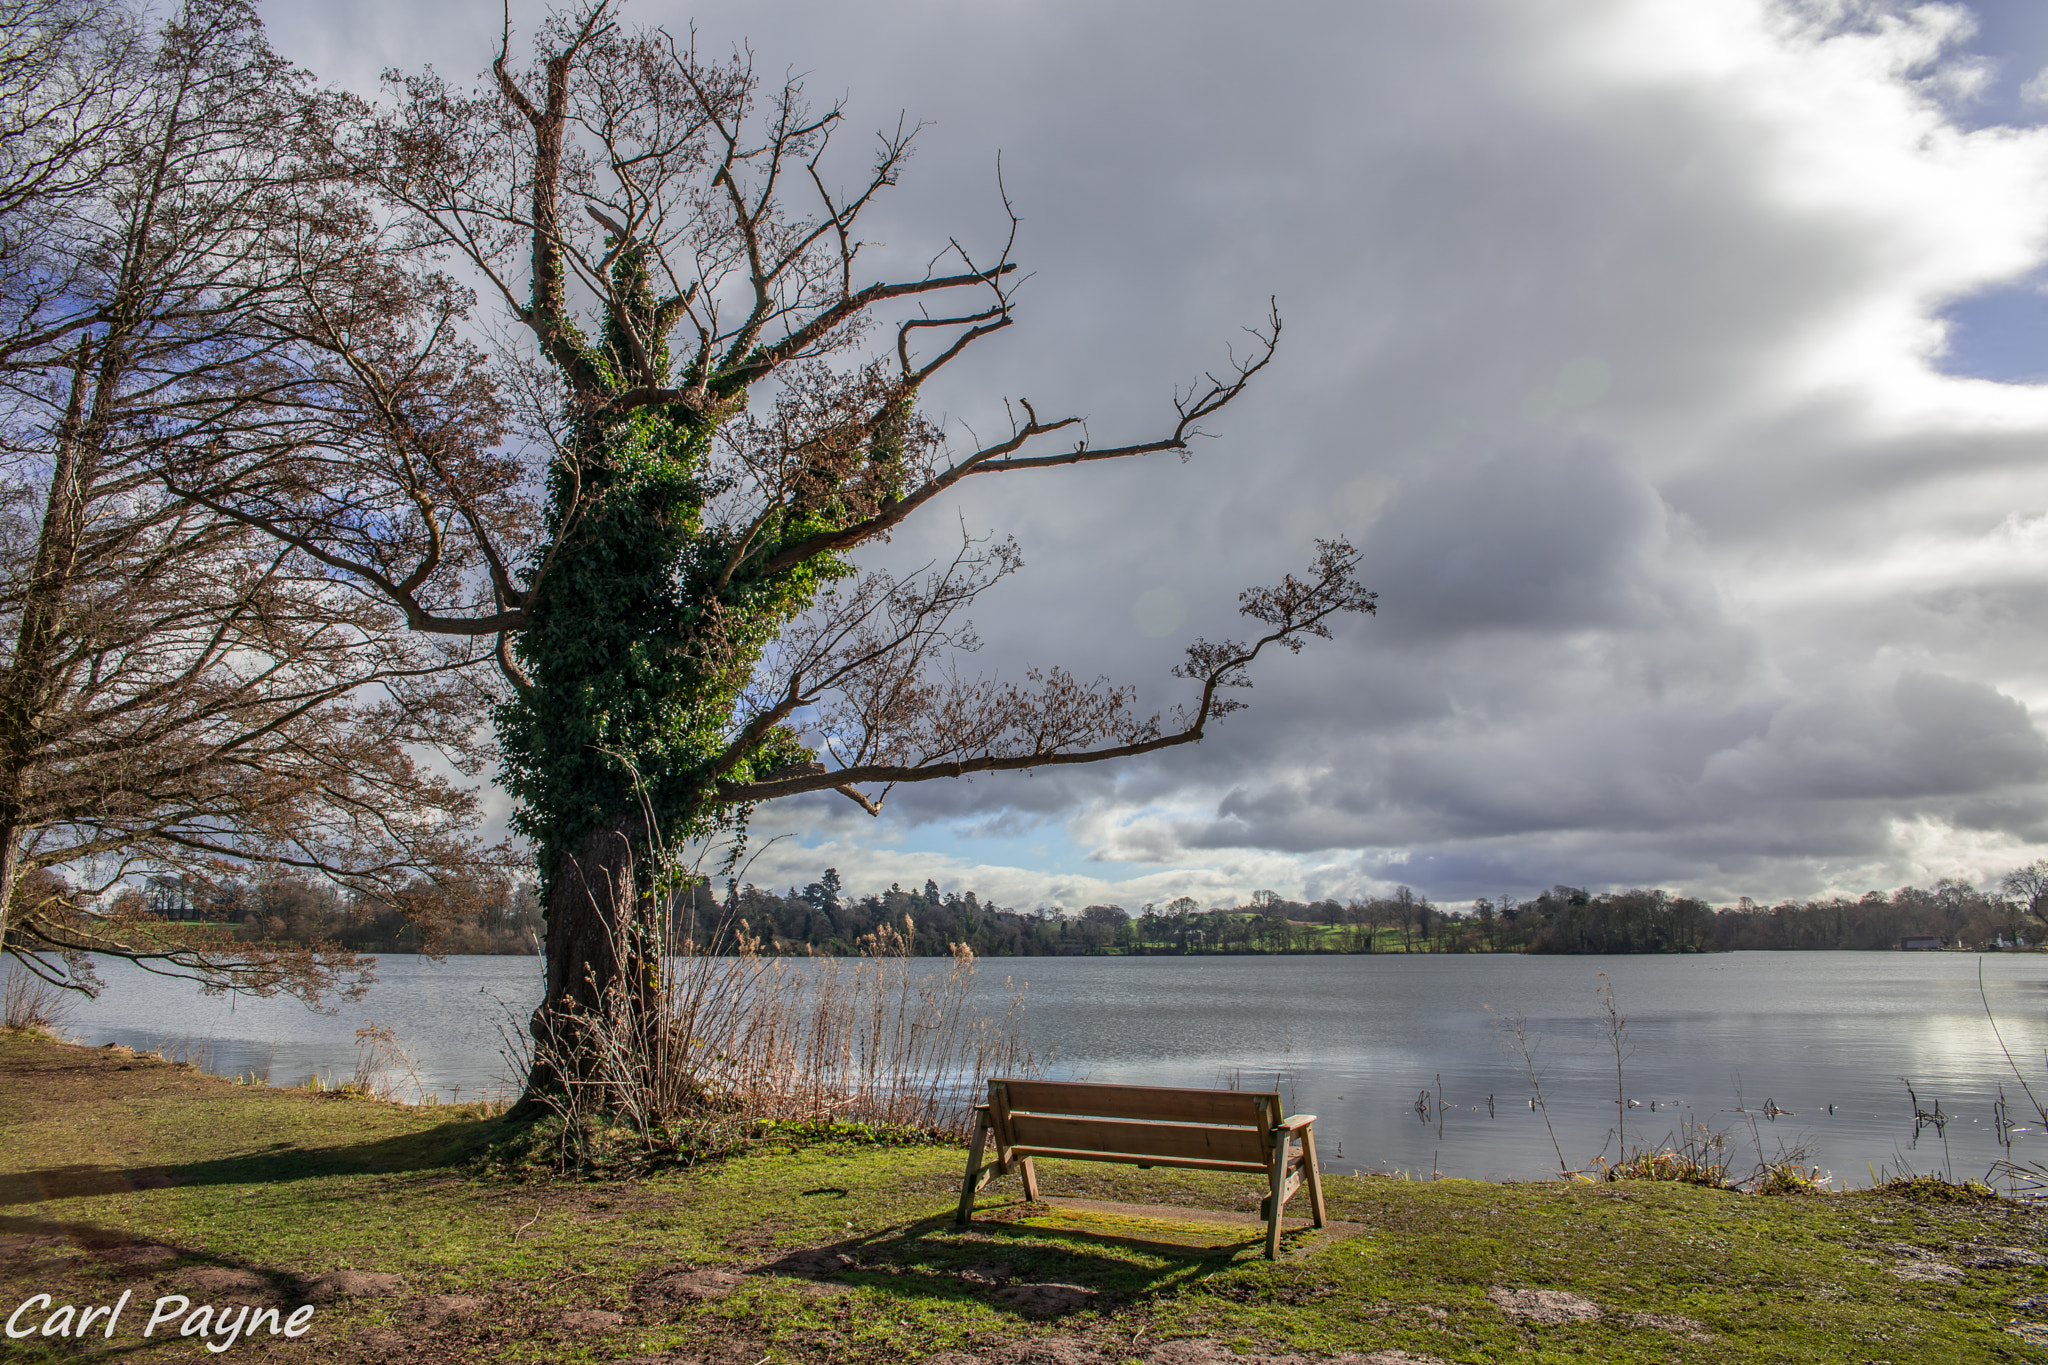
[351,1021,430,1102]
[525,906,1043,1154]
[666,921,1040,1131]
[2,967,71,1032]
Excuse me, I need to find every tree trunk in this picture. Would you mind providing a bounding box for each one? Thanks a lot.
[0,825,18,958]
[0,339,94,960]
[522,810,660,1101]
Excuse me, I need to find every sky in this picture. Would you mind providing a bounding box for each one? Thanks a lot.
[263,0,2048,913]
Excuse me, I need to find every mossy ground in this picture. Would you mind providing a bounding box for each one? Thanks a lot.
[3,1031,2046,1362]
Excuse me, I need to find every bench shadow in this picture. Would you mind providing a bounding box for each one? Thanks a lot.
[766,1203,1325,1315]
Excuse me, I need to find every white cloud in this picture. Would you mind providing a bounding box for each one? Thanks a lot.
[2022,63,2048,106]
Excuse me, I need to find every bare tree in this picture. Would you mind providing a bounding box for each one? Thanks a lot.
[1394,885,1418,951]
[1347,897,1381,953]
[2002,860,2048,936]
[0,0,507,1001]
[165,1,1375,1099]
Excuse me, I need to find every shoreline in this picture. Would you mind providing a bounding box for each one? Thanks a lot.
[4,1029,2046,1362]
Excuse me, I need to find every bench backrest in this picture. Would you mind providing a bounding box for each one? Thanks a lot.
[987,1078,1282,1170]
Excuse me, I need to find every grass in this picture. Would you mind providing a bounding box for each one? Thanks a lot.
[4,1030,2047,1362]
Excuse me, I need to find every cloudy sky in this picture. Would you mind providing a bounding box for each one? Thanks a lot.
[267,0,2048,911]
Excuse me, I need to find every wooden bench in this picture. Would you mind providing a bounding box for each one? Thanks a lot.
[956,1078,1325,1258]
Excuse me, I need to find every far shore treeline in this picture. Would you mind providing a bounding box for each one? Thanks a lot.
[95,868,2048,957]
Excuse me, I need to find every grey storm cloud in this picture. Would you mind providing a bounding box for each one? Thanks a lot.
[1351,442,1703,641]
[1703,669,2048,800]
[261,0,2048,907]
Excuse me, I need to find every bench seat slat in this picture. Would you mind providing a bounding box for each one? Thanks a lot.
[997,1080,1276,1126]
[1006,1113,1271,1165]
[1003,1148,1271,1174]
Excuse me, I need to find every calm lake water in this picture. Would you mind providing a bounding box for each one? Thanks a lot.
[37,951,2048,1187]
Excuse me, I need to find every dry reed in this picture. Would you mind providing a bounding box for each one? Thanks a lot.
[526,900,1043,1158]
[2,968,70,1032]
[662,921,1040,1131]
[351,1022,430,1102]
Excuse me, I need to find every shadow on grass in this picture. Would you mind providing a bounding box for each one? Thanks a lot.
[0,1115,507,1208]
[757,1205,1318,1316]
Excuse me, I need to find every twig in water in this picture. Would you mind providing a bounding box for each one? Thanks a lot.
[1901,1078,1947,1130]
[1598,973,1631,1157]
[1487,1005,1569,1176]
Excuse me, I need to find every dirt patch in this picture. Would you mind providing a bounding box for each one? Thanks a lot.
[1146,1342,1443,1365]
[993,1281,1097,1317]
[1627,1311,1712,1340]
[1486,1286,1603,1324]
[1891,1260,1964,1282]
[757,1245,858,1278]
[562,1309,626,1331]
[96,1242,180,1270]
[928,1340,1107,1365]
[1964,1244,2048,1268]
[418,1293,486,1324]
[1886,1245,1964,1282]
[635,1265,745,1305]
[178,1266,273,1297]
[350,1329,410,1354]
[303,1269,406,1300]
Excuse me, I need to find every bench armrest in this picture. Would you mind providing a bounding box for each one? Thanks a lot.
[1275,1114,1316,1132]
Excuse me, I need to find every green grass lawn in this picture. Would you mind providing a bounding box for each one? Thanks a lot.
[3,1029,2044,1362]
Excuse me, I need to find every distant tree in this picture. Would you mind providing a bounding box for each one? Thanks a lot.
[1077,903,1128,949]
[2003,861,2048,933]
[1349,896,1381,953]
[799,867,842,915]
[1393,885,1417,951]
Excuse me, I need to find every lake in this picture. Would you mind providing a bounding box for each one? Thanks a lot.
[36,950,2048,1187]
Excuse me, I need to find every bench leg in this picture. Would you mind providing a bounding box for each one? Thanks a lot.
[1300,1122,1326,1228]
[956,1108,991,1225]
[1266,1133,1290,1259]
[1020,1154,1040,1202]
